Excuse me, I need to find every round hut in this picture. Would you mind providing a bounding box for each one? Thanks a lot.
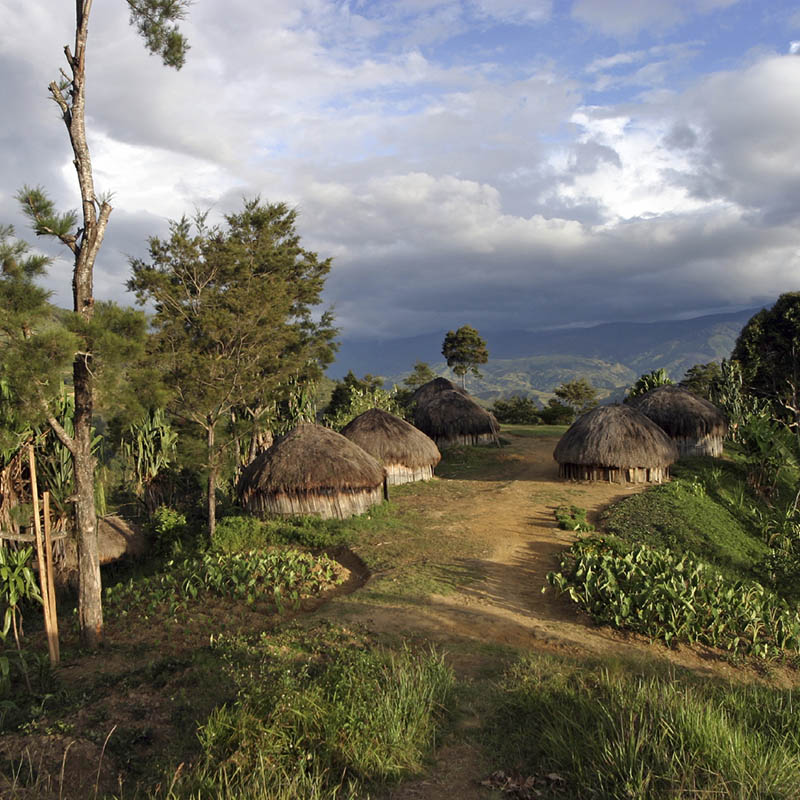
[411,377,469,409]
[554,404,678,483]
[341,408,441,485]
[629,385,728,457]
[413,390,500,449]
[237,423,385,520]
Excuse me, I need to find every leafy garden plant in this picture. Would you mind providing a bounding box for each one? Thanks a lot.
[554,506,594,532]
[547,536,800,659]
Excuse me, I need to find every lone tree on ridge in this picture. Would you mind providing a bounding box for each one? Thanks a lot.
[442,325,488,389]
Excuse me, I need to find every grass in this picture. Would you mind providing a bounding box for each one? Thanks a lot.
[600,456,769,583]
[156,622,455,799]
[488,651,800,799]
[500,424,569,438]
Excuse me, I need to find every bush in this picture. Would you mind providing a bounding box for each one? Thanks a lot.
[490,396,541,424]
[538,401,574,425]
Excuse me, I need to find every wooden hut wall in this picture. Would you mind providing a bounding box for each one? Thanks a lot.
[558,463,670,484]
[385,463,435,486]
[243,486,383,520]
[674,434,724,458]
[434,432,497,449]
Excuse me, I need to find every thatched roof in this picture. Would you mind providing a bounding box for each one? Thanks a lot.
[414,390,500,441]
[553,404,678,469]
[341,408,441,469]
[629,385,728,439]
[238,422,384,498]
[411,377,469,408]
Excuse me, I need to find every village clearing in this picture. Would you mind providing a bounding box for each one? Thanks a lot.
[4,426,800,799]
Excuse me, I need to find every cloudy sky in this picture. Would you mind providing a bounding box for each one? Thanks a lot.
[1,0,799,342]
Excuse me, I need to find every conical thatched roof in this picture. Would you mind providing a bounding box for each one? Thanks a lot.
[411,377,469,408]
[629,385,728,440]
[414,390,500,446]
[554,404,678,469]
[341,408,441,469]
[238,423,384,499]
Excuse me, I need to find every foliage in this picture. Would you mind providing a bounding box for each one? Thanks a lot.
[104,548,343,615]
[165,625,453,797]
[490,395,541,424]
[624,367,672,401]
[711,358,769,440]
[732,293,800,423]
[0,546,42,695]
[147,506,191,556]
[554,506,594,532]
[547,536,800,658]
[324,385,402,430]
[128,199,336,536]
[553,378,598,415]
[325,371,385,420]
[119,408,178,513]
[538,399,575,425]
[736,411,798,498]
[489,652,800,799]
[441,325,488,387]
[680,360,721,400]
[403,361,436,390]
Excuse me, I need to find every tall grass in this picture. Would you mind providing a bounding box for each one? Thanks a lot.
[488,653,800,799]
[157,624,454,799]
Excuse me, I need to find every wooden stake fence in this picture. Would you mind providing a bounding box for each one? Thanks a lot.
[27,445,59,665]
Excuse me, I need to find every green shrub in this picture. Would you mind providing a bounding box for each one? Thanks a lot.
[554,505,594,532]
[488,652,800,799]
[147,506,190,555]
[547,536,800,658]
[491,396,541,425]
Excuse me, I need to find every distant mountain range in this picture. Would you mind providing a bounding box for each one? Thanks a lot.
[329,307,761,403]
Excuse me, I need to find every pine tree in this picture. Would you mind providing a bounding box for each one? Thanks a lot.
[128,199,336,537]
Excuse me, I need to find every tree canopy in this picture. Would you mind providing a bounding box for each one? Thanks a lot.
[554,378,598,416]
[128,198,336,536]
[403,361,436,390]
[441,325,488,388]
[732,293,800,422]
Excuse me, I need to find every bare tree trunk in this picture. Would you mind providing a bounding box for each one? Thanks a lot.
[207,423,216,540]
[73,355,102,646]
[44,0,112,647]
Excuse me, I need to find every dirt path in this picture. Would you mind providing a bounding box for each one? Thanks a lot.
[327,432,743,677]
[316,431,774,799]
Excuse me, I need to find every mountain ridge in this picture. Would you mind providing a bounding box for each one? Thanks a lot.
[329,307,762,401]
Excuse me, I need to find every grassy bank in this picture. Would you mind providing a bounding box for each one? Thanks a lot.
[488,652,800,800]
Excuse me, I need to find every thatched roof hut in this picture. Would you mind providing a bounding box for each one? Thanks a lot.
[413,390,500,449]
[341,408,441,485]
[554,404,678,483]
[237,423,385,520]
[629,385,728,457]
[411,377,469,409]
